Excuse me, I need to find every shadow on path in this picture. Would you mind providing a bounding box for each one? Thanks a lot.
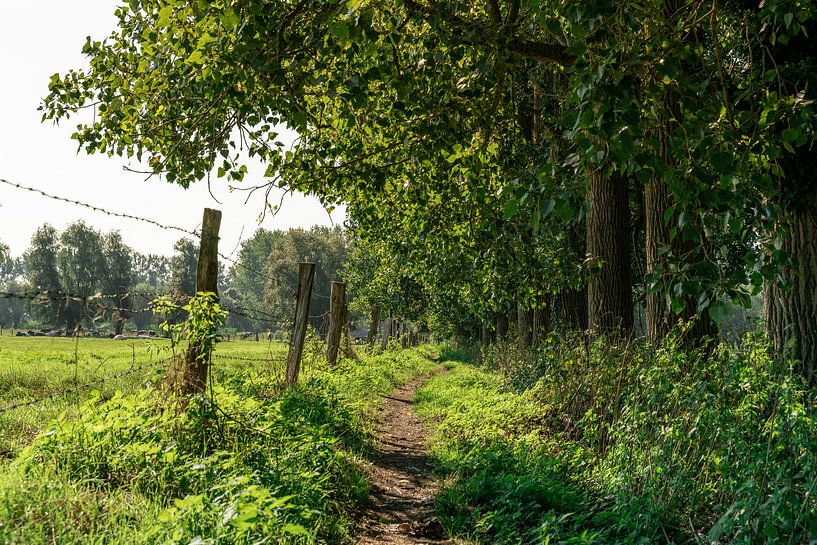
[357,372,452,545]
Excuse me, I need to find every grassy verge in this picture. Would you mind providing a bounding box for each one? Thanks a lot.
[417,339,817,545]
[416,360,600,544]
[0,345,438,544]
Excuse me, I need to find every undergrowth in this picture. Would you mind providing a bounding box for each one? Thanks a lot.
[420,334,817,545]
[0,346,438,544]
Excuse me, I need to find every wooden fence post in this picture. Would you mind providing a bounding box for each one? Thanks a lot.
[183,207,221,395]
[326,281,346,366]
[286,262,315,385]
[367,305,381,345]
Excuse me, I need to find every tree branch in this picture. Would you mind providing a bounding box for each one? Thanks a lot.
[402,1,575,66]
[508,39,576,66]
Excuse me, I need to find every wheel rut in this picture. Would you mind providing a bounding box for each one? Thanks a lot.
[356,370,451,545]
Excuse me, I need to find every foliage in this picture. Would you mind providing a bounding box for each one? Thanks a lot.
[420,337,817,544]
[0,346,438,544]
[224,226,349,333]
[37,0,817,336]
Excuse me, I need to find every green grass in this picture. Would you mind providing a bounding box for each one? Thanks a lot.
[419,338,817,545]
[0,342,439,544]
[0,336,288,459]
[416,361,599,544]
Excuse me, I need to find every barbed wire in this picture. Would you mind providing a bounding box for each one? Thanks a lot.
[0,289,296,330]
[0,358,168,414]
[0,178,200,237]
[214,354,284,363]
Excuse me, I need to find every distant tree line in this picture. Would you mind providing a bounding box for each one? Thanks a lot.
[0,223,349,336]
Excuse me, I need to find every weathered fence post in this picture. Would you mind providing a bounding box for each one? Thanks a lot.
[183,207,221,395]
[326,281,346,366]
[381,314,392,349]
[286,262,315,385]
[367,305,381,345]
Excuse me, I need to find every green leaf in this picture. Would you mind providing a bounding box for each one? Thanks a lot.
[157,6,173,27]
[503,200,518,219]
[331,21,349,39]
[708,301,729,325]
[282,524,310,536]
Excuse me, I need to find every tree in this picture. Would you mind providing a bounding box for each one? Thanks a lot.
[24,224,62,325]
[264,227,348,334]
[101,231,133,335]
[170,238,198,297]
[58,221,106,332]
[39,0,817,380]
[224,229,284,331]
[761,16,817,382]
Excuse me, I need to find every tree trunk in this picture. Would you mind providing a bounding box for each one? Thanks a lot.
[764,194,817,384]
[517,304,532,348]
[496,315,509,339]
[558,287,587,331]
[532,296,550,346]
[586,169,633,334]
[645,177,673,340]
[367,305,381,345]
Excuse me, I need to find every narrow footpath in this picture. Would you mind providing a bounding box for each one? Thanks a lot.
[357,371,451,545]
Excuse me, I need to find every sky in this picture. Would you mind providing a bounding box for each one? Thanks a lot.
[0,1,345,258]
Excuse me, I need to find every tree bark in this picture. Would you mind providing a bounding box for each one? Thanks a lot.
[586,169,633,334]
[367,305,381,345]
[496,315,509,339]
[645,177,673,341]
[558,287,587,331]
[764,194,817,384]
[532,296,550,346]
[643,0,716,347]
[517,304,532,348]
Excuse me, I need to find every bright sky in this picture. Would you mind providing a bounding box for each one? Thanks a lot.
[0,1,345,258]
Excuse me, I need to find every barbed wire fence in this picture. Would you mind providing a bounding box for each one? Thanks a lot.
[0,177,354,418]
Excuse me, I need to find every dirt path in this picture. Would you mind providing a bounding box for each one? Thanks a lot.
[356,371,451,545]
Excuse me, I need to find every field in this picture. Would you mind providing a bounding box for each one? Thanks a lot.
[0,336,290,459]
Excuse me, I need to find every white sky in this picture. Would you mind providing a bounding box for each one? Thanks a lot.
[0,1,345,258]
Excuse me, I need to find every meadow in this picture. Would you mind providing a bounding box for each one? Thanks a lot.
[0,336,288,459]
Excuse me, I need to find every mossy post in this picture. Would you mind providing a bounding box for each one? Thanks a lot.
[326,281,346,366]
[286,262,315,385]
[184,207,221,395]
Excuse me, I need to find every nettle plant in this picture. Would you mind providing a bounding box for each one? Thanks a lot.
[152,291,227,395]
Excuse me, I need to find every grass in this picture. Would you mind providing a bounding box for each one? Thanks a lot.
[0,336,288,459]
[418,338,817,545]
[0,340,439,544]
[416,361,599,544]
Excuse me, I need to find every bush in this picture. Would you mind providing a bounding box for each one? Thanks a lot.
[422,333,817,544]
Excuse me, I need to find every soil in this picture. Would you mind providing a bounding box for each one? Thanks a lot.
[356,370,452,545]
